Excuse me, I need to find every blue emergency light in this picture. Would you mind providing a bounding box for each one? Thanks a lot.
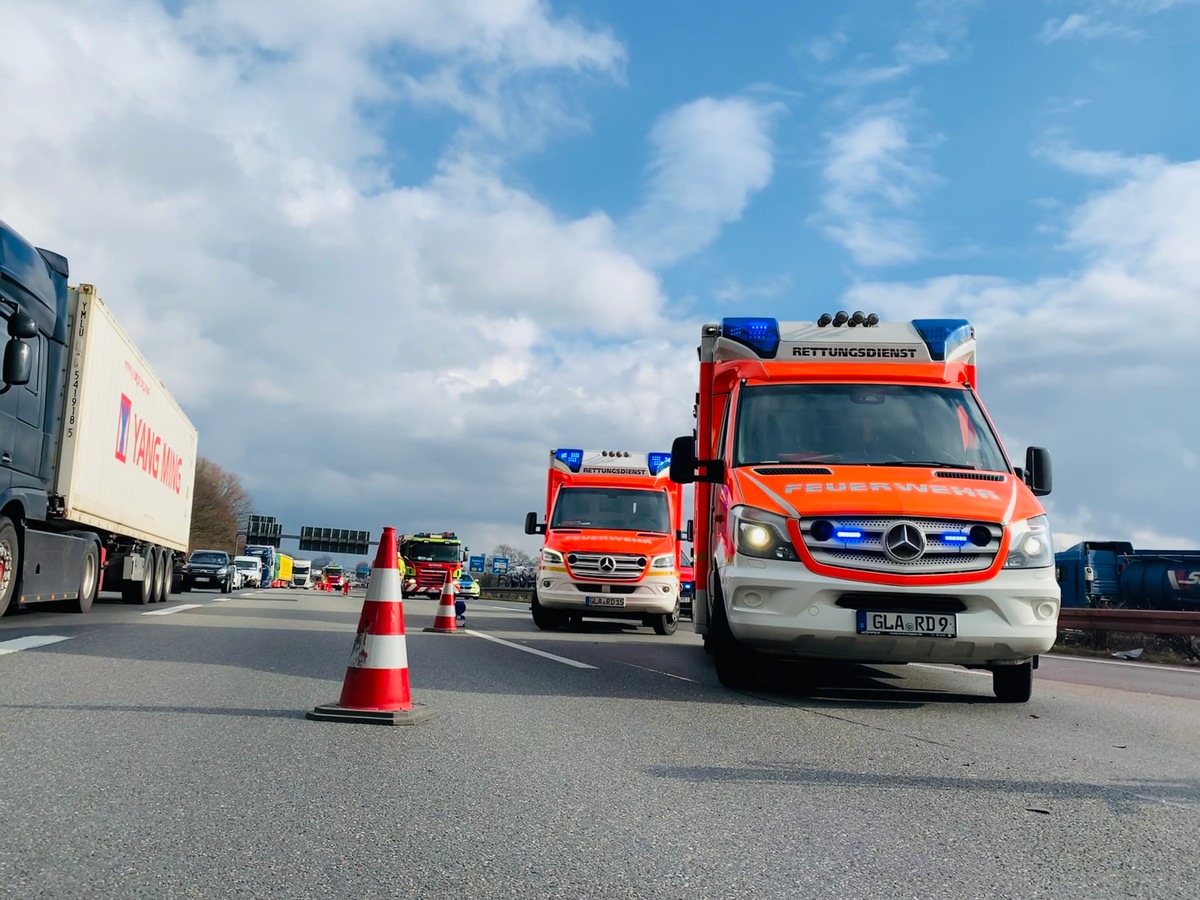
[912,319,973,361]
[647,452,672,475]
[554,448,584,473]
[720,317,780,358]
[835,529,864,541]
[942,532,970,545]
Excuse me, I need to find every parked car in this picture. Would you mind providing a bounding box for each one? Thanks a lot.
[456,573,481,598]
[183,550,236,593]
[233,556,263,589]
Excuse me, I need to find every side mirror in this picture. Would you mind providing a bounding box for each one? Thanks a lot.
[1025,447,1052,496]
[7,312,38,340]
[676,519,694,543]
[524,511,545,536]
[668,435,696,484]
[2,339,32,387]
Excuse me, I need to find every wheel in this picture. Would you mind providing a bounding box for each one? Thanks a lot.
[710,580,757,689]
[530,590,566,631]
[992,661,1033,703]
[64,540,100,613]
[181,578,191,593]
[161,552,174,600]
[122,548,154,605]
[0,516,21,616]
[652,601,680,636]
[222,575,232,594]
[152,548,169,603]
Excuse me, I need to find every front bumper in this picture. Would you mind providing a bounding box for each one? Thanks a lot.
[719,555,1059,665]
[536,565,679,615]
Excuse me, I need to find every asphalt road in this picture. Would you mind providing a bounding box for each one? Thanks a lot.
[1,587,1197,900]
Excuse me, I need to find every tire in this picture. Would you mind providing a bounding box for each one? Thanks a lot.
[530,590,565,631]
[992,661,1033,703]
[222,575,232,594]
[181,578,191,593]
[123,548,155,605]
[152,549,169,603]
[65,541,100,614]
[652,601,680,636]
[0,516,21,617]
[162,552,174,601]
[710,580,757,689]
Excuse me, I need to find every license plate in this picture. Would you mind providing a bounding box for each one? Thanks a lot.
[195,576,212,582]
[856,611,957,638]
[585,596,625,608]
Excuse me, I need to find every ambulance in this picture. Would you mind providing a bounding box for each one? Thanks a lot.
[525,449,688,635]
[669,313,1059,702]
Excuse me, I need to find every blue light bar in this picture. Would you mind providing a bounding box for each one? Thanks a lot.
[835,529,864,541]
[720,317,781,358]
[912,318,973,361]
[554,448,584,473]
[648,452,672,475]
[942,532,969,544]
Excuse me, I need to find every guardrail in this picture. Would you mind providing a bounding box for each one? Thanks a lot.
[1057,608,1200,636]
[479,587,533,602]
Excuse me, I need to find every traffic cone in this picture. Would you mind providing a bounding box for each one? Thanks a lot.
[424,574,463,634]
[307,527,435,726]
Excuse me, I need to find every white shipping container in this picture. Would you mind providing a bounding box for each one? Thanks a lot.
[55,285,197,552]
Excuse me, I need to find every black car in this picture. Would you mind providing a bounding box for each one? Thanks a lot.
[183,550,236,593]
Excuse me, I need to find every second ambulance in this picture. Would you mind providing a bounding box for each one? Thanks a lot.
[525,449,686,635]
[670,313,1059,702]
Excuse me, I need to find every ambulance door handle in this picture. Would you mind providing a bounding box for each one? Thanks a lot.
[1,453,10,465]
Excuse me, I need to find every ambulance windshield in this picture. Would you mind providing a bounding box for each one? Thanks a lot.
[734,383,1009,471]
[551,488,670,533]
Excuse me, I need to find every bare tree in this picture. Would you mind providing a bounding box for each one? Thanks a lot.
[189,457,253,554]
[492,544,534,568]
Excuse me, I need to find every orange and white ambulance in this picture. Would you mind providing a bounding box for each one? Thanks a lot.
[525,449,686,635]
[669,313,1059,701]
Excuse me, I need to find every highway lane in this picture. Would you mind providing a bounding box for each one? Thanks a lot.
[1,592,1197,900]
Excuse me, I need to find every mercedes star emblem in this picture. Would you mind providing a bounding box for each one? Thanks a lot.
[883,522,927,562]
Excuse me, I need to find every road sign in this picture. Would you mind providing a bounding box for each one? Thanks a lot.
[246,514,282,548]
[299,526,371,556]
[468,555,486,574]
[491,556,509,575]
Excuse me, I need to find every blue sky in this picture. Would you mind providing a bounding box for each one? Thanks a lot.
[1,0,1198,561]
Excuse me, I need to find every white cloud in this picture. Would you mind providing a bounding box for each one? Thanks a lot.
[842,156,1200,546]
[623,96,783,269]
[804,31,849,64]
[0,0,705,560]
[714,274,794,304]
[1037,13,1135,43]
[1034,139,1166,179]
[812,102,942,266]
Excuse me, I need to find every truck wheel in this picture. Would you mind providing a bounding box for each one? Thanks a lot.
[65,541,100,614]
[123,548,155,605]
[0,517,21,616]
[711,582,757,690]
[992,661,1033,703]
[530,590,565,631]
[652,601,680,636]
[152,548,169,603]
[162,552,174,600]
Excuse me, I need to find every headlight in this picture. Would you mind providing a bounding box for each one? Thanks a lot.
[1004,515,1054,568]
[217,566,229,574]
[541,548,563,565]
[732,506,798,561]
[651,554,674,569]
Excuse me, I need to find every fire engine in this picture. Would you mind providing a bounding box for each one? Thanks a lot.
[670,314,1059,702]
[398,532,465,598]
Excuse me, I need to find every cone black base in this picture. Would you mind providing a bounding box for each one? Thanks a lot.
[422,626,467,634]
[306,702,436,726]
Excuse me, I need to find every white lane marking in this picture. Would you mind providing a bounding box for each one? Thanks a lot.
[464,630,596,669]
[141,604,203,616]
[0,635,71,656]
[209,598,230,602]
[1044,654,1200,675]
[621,661,697,683]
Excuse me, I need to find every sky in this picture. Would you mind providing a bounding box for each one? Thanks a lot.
[2,0,1199,565]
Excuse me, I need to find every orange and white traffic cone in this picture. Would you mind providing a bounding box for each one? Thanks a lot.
[424,574,462,634]
[307,527,434,726]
